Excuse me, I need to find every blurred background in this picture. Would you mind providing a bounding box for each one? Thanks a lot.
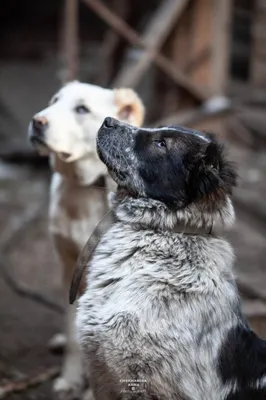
[0,0,266,398]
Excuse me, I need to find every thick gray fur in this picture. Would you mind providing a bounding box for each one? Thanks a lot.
[76,191,240,400]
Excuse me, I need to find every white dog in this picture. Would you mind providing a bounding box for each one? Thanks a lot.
[28,81,144,399]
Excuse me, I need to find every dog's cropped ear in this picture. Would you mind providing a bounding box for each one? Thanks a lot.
[114,88,145,127]
[189,140,237,201]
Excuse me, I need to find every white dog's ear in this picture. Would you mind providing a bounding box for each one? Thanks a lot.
[61,80,80,88]
[114,88,145,127]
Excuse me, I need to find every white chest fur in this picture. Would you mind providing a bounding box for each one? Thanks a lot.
[49,173,108,250]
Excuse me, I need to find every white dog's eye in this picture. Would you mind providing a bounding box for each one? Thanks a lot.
[75,105,90,114]
[154,140,166,148]
[49,96,59,105]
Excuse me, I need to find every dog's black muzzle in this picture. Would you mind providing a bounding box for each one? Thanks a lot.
[97,117,138,186]
[97,117,136,167]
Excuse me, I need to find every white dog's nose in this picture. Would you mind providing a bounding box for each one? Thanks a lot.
[32,116,48,136]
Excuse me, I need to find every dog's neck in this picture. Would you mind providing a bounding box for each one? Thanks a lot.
[110,191,235,232]
[50,154,107,187]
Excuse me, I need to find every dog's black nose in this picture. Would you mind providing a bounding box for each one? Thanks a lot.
[32,116,48,136]
[103,117,116,128]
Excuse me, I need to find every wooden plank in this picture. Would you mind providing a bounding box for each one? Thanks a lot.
[168,0,212,88]
[252,58,266,87]
[251,2,266,87]
[171,3,193,73]
[61,0,79,83]
[155,3,195,118]
[156,0,212,119]
[97,0,130,86]
[190,0,212,89]
[191,0,212,60]
[113,0,189,87]
[152,96,232,128]
[184,47,211,74]
[211,0,233,94]
[191,58,211,89]
[227,116,254,147]
[0,367,60,399]
[81,0,207,101]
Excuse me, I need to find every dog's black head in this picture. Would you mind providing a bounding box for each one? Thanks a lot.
[97,117,237,210]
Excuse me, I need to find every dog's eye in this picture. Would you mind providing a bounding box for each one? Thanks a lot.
[75,105,90,114]
[49,96,59,105]
[154,140,166,148]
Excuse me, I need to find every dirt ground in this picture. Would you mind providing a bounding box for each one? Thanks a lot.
[0,144,266,399]
[0,164,63,399]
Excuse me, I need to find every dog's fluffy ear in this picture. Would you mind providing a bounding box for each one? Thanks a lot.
[114,88,145,127]
[189,140,237,201]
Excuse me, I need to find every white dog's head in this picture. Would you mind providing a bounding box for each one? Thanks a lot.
[29,81,144,184]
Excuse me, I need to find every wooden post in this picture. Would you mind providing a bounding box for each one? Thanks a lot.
[212,0,232,95]
[61,0,79,83]
[113,0,189,88]
[81,0,207,101]
[97,0,130,86]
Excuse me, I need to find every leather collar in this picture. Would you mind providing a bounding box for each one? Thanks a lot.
[171,222,213,235]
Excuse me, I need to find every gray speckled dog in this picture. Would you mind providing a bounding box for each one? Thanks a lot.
[77,118,266,400]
